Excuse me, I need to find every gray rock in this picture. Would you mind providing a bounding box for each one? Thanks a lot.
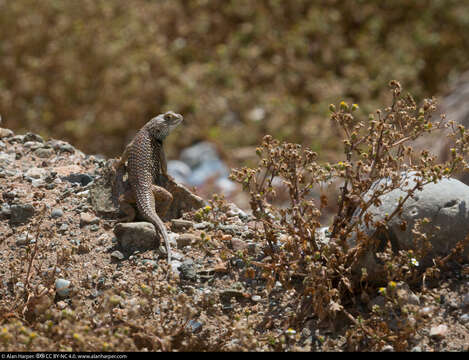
[0,128,14,139]
[188,158,229,186]
[167,160,192,183]
[349,174,469,280]
[459,313,469,324]
[170,219,194,232]
[111,250,125,261]
[1,204,11,217]
[8,134,25,143]
[180,141,220,169]
[51,208,64,219]
[10,204,35,225]
[179,259,197,281]
[47,140,75,153]
[23,141,43,150]
[62,173,94,186]
[24,132,44,143]
[34,147,54,158]
[25,167,46,179]
[55,278,71,298]
[141,259,158,269]
[186,319,203,334]
[176,233,198,249]
[114,222,159,253]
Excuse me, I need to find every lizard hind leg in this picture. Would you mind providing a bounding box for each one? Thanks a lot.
[152,184,173,218]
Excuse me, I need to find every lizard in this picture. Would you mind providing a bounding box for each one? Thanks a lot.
[113,111,183,274]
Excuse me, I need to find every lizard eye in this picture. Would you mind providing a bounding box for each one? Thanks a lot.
[164,113,173,121]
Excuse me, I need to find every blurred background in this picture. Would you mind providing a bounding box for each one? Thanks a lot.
[1,0,469,201]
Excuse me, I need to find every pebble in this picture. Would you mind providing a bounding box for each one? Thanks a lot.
[141,259,158,269]
[1,204,11,216]
[231,238,249,251]
[25,167,46,179]
[55,278,71,298]
[34,147,54,158]
[179,259,197,281]
[80,212,99,227]
[57,301,68,310]
[24,132,44,143]
[111,250,125,261]
[251,295,262,302]
[0,128,14,138]
[186,319,203,334]
[429,324,448,339]
[170,219,194,232]
[459,313,469,324]
[51,208,64,219]
[382,345,394,352]
[62,173,94,186]
[176,233,198,249]
[23,141,43,150]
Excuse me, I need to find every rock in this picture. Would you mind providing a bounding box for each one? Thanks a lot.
[186,319,203,334]
[51,208,64,219]
[226,202,250,221]
[429,324,448,339]
[0,128,14,138]
[62,173,94,186]
[160,177,205,220]
[10,204,35,225]
[219,289,247,302]
[188,158,229,186]
[179,259,197,281]
[111,250,125,261]
[177,233,198,249]
[395,282,420,307]
[24,132,44,143]
[349,173,469,281]
[8,134,24,143]
[170,219,194,232]
[180,141,220,169]
[55,278,71,298]
[251,295,262,302]
[459,313,469,324]
[231,238,249,251]
[167,160,192,183]
[34,147,54,158]
[80,212,99,227]
[25,167,46,179]
[23,141,44,150]
[114,222,159,253]
[141,259,158,269]
[1,204,11,217]
[170,260,182,275]
[382,345,394,352]
[47,139,75,153]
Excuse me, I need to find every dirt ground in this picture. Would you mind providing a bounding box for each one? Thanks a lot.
[0,127,468,351]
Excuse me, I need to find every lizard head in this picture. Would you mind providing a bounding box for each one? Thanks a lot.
[147,111,183,140]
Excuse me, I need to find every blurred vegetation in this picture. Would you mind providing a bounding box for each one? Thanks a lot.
[1,0,468,159]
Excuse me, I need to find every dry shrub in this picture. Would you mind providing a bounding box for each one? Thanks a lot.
[228,81,469,350]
